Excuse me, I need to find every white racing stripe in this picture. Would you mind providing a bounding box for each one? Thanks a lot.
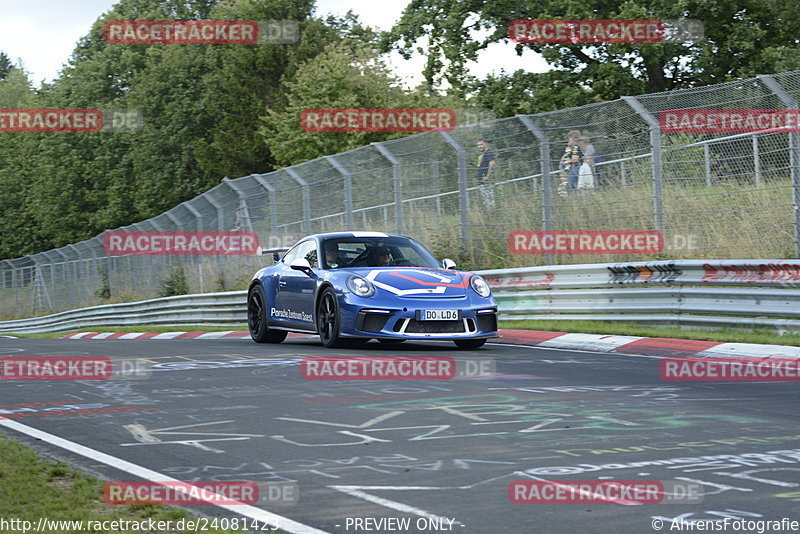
[0,419,328,534]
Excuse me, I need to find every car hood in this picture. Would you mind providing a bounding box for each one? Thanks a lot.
[340,267,472,298]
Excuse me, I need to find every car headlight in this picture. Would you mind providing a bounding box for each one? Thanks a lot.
[347,276,375,298]
[470,275,491,298]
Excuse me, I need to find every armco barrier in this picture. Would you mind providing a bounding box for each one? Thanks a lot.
[1,259,799,334]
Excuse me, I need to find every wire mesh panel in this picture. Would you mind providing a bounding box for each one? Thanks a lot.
[3,71,800,316]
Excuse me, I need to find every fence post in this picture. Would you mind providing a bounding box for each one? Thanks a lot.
[284,168,311,235]
[620,161,627,186]
[66,244,87,301]
[201,192,226,232]
[753,134,762,188]
[1,260,13,310]
[42,251,62,310]
[30,255,52,312]
[252,173,278,236]
[324,155,353,230]
[222,177,254,231]
[623,96,665,235]
[516,114,554,264]
[703,143,712,186]
[180,201,204,231]
[371,142,404,234]
[439,132,470,244]
[758,74,800,257]
[164,211,182,230]
[515,115,552,230]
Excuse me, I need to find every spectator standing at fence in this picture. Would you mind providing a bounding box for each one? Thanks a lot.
[577,136,596,189]
[559,130,583,193]
[230,209,243,231]
[474,139,496,207]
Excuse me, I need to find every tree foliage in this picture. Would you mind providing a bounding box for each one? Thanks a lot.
[0,0,381,259]
[384,0,800,105]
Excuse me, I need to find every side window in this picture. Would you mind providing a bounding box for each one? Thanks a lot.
[299,240,319,268]
[281,242,304,264]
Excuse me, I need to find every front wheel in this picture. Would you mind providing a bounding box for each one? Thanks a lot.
[454,339,487,350]
[248,284,287,344]
[317,287,345,348]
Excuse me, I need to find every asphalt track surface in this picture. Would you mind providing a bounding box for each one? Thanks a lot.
[1,336,799,534]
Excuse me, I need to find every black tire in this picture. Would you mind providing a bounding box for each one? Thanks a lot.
[317,287,344,348]
[378,339,405,344]
[248,284,288,344]
[454,338,487,350]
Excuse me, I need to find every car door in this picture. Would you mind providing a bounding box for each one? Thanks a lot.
[268,242,301,326]
[276,239,319,329]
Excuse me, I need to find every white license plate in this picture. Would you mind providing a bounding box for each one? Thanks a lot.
[419,309,461,321]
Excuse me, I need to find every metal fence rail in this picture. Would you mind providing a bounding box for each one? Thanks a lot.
[2,260,799,334]
[3,71,800,316]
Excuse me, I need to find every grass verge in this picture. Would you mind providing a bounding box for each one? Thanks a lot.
[0,434,251,533]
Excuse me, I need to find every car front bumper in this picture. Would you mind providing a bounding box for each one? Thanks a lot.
[338,297,499,340]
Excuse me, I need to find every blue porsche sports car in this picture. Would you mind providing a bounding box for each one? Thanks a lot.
[247,232,498,349]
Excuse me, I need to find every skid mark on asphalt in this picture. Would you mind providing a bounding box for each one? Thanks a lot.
[121,420,265,453]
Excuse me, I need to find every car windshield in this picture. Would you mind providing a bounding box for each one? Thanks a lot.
[321,236,441,269]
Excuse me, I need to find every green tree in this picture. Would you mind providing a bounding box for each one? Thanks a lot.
[0,0,368,257]
[0,52,14,81]
[259,42,416,166]
[0,66,33,107]
[384,0,800,108]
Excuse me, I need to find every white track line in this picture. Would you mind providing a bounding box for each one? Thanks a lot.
[0,419,328,534]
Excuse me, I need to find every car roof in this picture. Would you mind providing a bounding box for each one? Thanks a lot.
[306,232,410,242]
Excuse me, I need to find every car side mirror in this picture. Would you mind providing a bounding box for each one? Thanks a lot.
[442,258,457,270]
[289,258,313,275]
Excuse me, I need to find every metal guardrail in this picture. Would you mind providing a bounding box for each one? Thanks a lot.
[0,291,247,334]
[1,259,799,334]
